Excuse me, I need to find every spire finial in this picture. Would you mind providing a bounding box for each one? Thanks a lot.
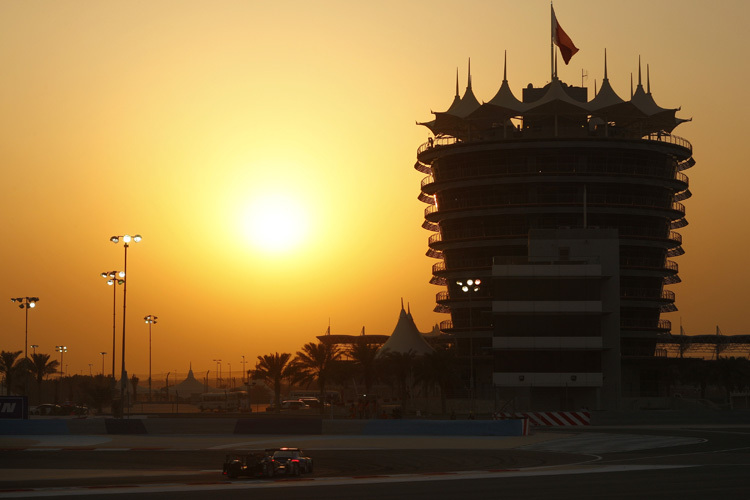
[401,297,405,310]
[603,48,608,80]
[630,73,633,98]
[503,50,507,81]
[638,56,642,86]
[467,57,472,89]
[455,68,459,97]
[647,64,651,94]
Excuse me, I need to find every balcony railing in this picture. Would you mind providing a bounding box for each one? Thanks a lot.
[417,191,435,205]
[677,156,696,171]
[439,320,454,331]
[417,133,693,157]
[433,257,493,275]
[675,171,689,186]
[621,257,678,273]
[621,318,672,331]
[425,193,686,218]
[621,288,675,301]
[414,160,432,174]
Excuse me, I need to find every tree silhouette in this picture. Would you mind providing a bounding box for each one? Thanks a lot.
[415,346,457,415]
[293,342,341,414]
[379,349,417,411]
[0,350,24,396]
[250,352,295,412]
[24,353,59,402]
[347,338,381,396]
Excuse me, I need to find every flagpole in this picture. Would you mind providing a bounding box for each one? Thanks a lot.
[550,3,554,81]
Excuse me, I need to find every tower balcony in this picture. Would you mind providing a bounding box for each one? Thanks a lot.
[675,189,692,202]
[426,248,444,259]
[621,318,672,332]
[435,290,490,306]
[620,257,678,275]
[416,133,693,165]
[677,156,696,172]
[621,288,675,303]
[414,160,432,175]
[424,195,686,222]
[417,191,435,205]
[663,274,681,285]
[671,218,688,229]
[429,275,448,286]
[432,257,494,276]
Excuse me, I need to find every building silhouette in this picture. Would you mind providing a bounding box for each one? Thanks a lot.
[416,53,693,410]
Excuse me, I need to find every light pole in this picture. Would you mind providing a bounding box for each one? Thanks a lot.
[213,359,221,388]
[10,297,39,359]
[228,362,232,389]
[101,271,125,379]
[55,345,67,378]
[99,352,107,376]
[109,234,141,413]
[457,278,481,412]
[88,364,93,377]
[241,355,247,384]
[30,345,39,356]
[144,315,158,401]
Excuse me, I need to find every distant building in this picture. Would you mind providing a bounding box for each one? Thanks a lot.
[416,53,694,408]
[317,302,439,356]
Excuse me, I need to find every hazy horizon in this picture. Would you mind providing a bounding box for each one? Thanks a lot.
[1,0,746,376]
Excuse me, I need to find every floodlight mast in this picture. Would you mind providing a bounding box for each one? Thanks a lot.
[10,297,39,359]
[109,234,142,416]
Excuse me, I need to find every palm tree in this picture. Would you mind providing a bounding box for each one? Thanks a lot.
[25,353,59,402]
[292,342,341,414]
[415,347,457,415]
[0,350,24,396]
[379,349,417,411]
[249,352,295,412]
[347,338,381,396]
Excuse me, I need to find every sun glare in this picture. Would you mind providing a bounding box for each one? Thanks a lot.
[241,193,309,254]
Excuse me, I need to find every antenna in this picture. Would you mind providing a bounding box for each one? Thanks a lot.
[581,69,588,87]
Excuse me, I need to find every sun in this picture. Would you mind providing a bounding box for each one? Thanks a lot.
[241,193,309,254]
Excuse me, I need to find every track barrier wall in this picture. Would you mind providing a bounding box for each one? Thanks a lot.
[0,417,529,436]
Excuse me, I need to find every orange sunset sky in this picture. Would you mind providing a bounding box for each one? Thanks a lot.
[1,0,748,379]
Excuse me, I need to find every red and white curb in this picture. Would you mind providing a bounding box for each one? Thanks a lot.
[495,411,590,427]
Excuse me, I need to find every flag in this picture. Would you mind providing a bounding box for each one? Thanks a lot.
[552,5,579,65]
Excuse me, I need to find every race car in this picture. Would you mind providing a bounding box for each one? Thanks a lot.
[222,451,277,479]
[269,447,313,475]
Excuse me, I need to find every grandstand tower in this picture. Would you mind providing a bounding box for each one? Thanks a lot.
[415,53,694,400]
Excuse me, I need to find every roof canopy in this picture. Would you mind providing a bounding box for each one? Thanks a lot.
[377,302,434,357]
[419,52,689,140]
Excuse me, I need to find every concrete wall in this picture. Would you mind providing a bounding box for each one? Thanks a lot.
[0,417,527,436]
